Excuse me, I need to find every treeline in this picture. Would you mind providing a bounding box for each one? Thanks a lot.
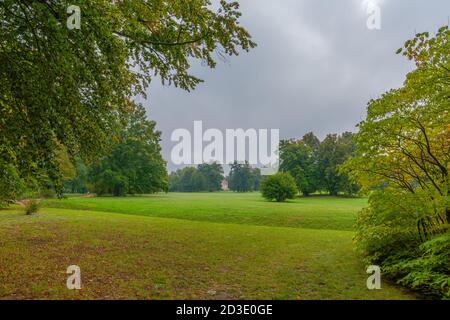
[169,161,261,193]
[169,163,224,192]
[279,132,358,196]
[1,104,168,202]
[64,105,168,196]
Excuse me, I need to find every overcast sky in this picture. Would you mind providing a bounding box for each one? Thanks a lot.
[141,0,450,171]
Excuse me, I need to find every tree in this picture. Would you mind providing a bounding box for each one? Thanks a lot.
[302,132,320,151]
[341,27,450,298]
[89,104,168,196]
[90,170,129,197]
[198,163,224,192]
[279,139,319,196]
[228,161,255,192]
[251,168,262,191]
[261,172,298,202]
[0,0,255,200]
[0,164,25,207]
[168,171,181,192]
[169,167,207,192]
[317,134,340,195]
[335,132,359,196]
[316,132,356,196]
[64,158,89,194]
[344,63,449,239]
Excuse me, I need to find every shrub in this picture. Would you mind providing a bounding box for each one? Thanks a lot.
[355,190,450,299]
[261,172,297,202]
[383,232,450,299]
[25,200,41,215]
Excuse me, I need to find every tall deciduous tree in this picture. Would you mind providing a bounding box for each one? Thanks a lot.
[341,27,450,298]
[89,104,168,196]
[317,132,356,196]
[344,27,450,240]
[279,139,319,196]
[0,0,255,201]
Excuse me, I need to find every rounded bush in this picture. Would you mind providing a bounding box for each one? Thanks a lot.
[261,172,298,202]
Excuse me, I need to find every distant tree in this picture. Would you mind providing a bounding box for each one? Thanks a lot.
[169,167,207,192]
[316,132,358,196]
[228,161,255,192]
[64,158,89,194]
[335,132,359,196]
[198,163,224,192]
[302,132,321,151]
[251,168,262,191]
[168,171,181,192]
[317,134,341,195]
[279,140,319,196]
[181,168,207,192]
[261,172,298,202]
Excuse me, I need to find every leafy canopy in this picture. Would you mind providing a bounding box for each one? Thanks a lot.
[0,0,255,200]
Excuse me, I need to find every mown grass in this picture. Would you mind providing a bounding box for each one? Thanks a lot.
[44,193,365,231]
[0,193,415,300]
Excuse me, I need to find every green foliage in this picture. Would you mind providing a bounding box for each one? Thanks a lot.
[261,172,298,202]
[198,163,224,192]
[88,105,168,196]
[252,168,262,191]
[383,232,450,299]
[354,190,421,262]
[317,132,357,196]
[169,162,259,193]
[0,0,255,201]
[228,161,260,192]
[280,132,357,196]
[169,167,208,192]
[0,163,25,207]
[90,170,129,197]
[345,26,450,299]
[24,199,41,215]
[280,136,319,196]
[64,158,89,194]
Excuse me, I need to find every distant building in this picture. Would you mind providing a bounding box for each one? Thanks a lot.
[221,179,229,191]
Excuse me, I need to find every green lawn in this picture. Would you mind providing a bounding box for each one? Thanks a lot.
[0,193,415,300]
[44,193,365,231]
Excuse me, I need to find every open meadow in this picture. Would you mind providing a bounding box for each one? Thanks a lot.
[0,193,415,300]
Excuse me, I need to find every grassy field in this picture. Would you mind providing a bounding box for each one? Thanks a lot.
[0,193,415,300]
[44,193,364,231]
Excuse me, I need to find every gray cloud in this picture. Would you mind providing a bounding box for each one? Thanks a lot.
[140,0,450,171]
